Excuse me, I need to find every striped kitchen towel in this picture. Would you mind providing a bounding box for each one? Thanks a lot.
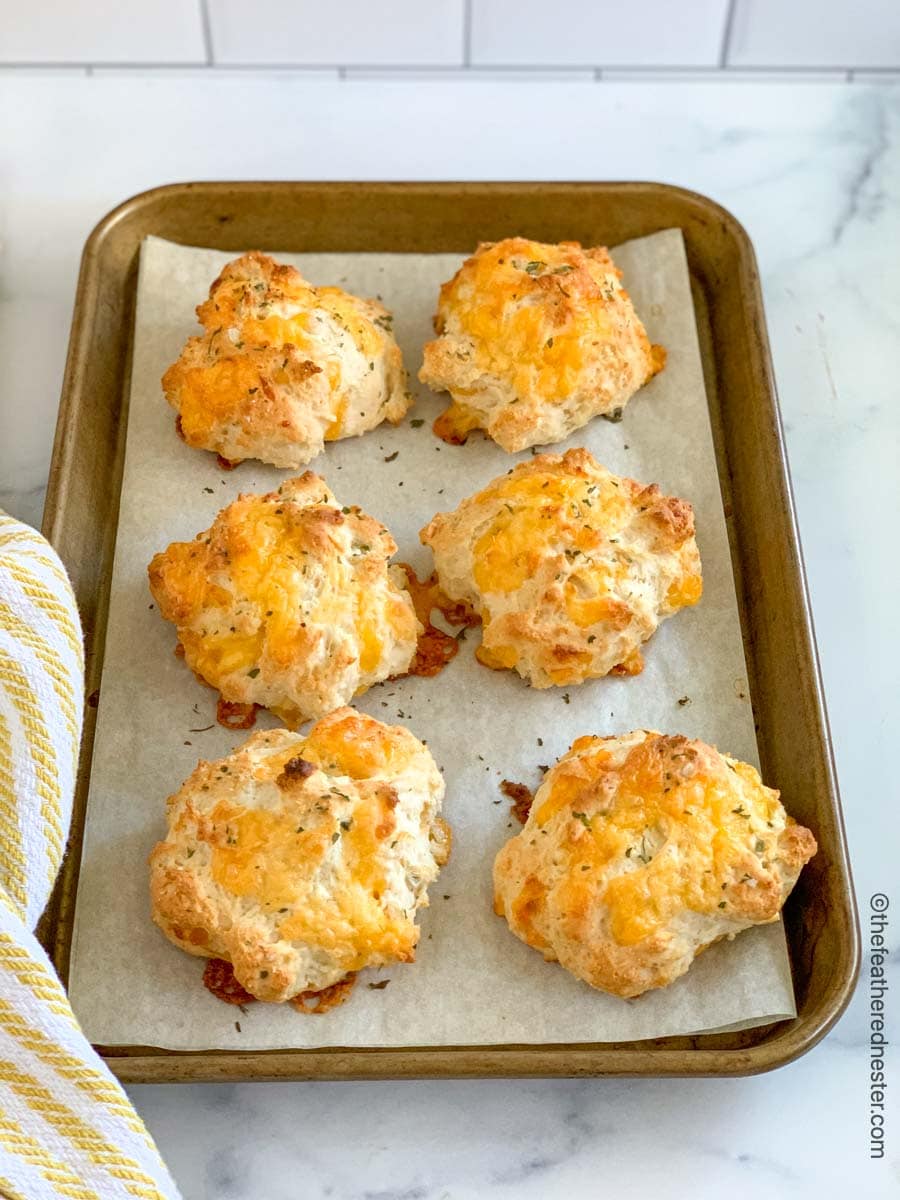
[0,510,180,1200]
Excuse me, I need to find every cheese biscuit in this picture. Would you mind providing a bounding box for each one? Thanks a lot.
[493,730,816,998]
[150,709,450,1002]
[148,474,418,725]
[420,449,701,688]
[420,238,664,452]
[164,251,410,468]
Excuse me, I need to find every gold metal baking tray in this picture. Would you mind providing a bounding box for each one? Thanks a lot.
[40,181,859,1081]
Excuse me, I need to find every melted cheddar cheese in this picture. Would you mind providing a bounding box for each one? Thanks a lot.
[208,783,406,967]
[196,256,386,391]
[300,709,416,779]
[534,735,781,945]
[471,469,629,596]
[446,239,621,404]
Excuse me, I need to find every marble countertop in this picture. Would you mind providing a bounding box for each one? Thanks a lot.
[2,73,897,1199]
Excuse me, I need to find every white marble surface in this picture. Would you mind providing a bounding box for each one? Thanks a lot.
[1,74,897,1197]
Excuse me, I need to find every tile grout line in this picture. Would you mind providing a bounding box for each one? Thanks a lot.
[719,0,737,69]
[199,0,214,65]
[0,62,884,79]
[0,60,211,69]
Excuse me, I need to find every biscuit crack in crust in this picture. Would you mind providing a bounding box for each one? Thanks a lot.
[419,237,665,452]
[163,250,411,468]
[150,709,450,1003]
[420,448,702,689]
[493,730,817,998]
[148,473,420,725]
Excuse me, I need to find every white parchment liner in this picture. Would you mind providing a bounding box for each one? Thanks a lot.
[68,230,797,1049]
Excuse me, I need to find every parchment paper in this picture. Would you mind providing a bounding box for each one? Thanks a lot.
[68,230,798,1050]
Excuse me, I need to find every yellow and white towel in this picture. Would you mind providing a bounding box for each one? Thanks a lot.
[0,511,180,1200]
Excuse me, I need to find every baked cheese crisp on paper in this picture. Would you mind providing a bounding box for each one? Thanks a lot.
[68,230,798,1050]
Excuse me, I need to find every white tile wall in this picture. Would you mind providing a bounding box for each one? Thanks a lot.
[728,0,900,69]
[469,0,730,67]
[0,0,898,75]
[208,0,465,66]
[0,0,206,64]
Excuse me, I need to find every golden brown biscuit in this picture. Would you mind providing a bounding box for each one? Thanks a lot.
[420,449,701,688]
[163,251,410,468]
[419,237,664,452]
[493,730,817,998]
[148,474,418,726]
[150,709,450,1002]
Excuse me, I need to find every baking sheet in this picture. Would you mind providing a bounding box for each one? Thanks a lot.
[68,229,797,1050]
